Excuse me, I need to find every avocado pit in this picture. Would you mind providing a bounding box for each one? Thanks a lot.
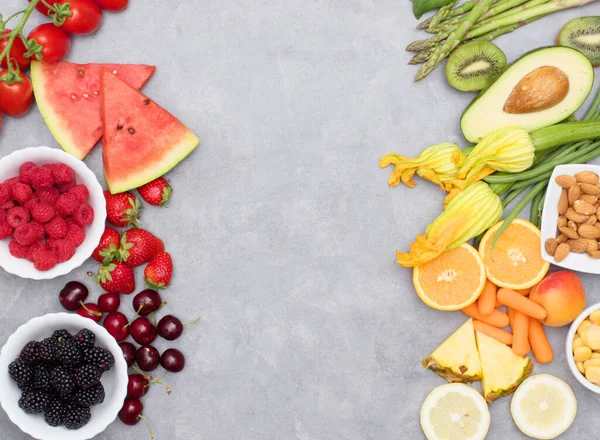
[503,66,570,115]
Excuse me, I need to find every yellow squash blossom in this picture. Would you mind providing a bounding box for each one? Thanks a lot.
[379,143,465,189]
[396,182,502,267]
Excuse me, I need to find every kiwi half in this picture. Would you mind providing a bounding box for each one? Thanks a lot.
[558,17,600,66]
[445,41,507,92]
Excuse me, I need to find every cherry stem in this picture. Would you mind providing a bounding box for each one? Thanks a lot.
[123,307,141,330]
[182,316,201,326]
[78,301,102,317]
[138,414,154,440]
[149,371,172,395]
[150,301,167,326]
[131,365,152,380]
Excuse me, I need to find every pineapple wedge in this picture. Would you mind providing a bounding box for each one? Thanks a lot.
[476,331,533,403]
[422,319,482,383]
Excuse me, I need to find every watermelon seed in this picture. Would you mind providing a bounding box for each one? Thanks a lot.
[93,91,99,95]
[128,128,136,134]
[143,99,151,106]
[116,123,124,130]
[70,94,77,100]
[78,70,85,77]
[112,70,118,75]
[83,93,89,98]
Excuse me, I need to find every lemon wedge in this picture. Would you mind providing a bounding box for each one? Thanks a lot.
[511,374,577,439]
[420,383,490,440]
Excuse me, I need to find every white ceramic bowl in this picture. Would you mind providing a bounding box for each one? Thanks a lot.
[565,303,600,394]
[0,313,128,440]
[540,164,600,275]
[0,146,106,280]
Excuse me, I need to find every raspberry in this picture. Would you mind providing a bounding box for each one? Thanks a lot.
[23,197,38,213]
[0,222,12,239]
[14,224,39,246]
[30,203,55,223]
[3,176,20,186]
[48,239,76,263]
[0,200,15,210]
[19,162,37,185]
[74,204,94,226]
[0,209,5,223]
[66,223,85,246]
[69,185,89,203]
[31,222,45,240]
[32,247,58,271]
[45,216,68,238]
[57,180,75,194]
[55,194,80,216]
[51,164,75,185]
[0,183,10,204]
[7,207,30,228]
[11,182,33,204]
[25,242,44,262]
[9,239,29,258]
[36,187,59,205]
[31,167,54,189]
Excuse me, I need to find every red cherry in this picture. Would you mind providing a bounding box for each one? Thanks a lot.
[127,374,149,398]
[103,311,130,341]
[119,397,143,425]
[132,289,164,316]
[98,292,121,313]
[129,318,157,345]
[135,345,160,372]
[59,281,89,311]
[119,342,137,368]
[77,302,102,322]
[160,348,185,373]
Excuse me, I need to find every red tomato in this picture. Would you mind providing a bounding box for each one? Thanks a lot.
[28,0,51,15]
[60,0,103,35]
[0,30,30,70]
[0,70,34,117]
[92,0,128,11]
[28,24,71,63]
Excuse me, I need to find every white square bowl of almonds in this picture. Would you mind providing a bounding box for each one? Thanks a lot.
[541,164,600,274]
[566,304,600,394]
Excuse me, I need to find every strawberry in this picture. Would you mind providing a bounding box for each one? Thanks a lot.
[144,252,172,289]
[92,227,121,263]
[137,178,172,206]
[92,262,135,294]
[119,228,164,267]
[104,190,142,228]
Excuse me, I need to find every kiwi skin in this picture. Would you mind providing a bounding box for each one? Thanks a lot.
[557,17,600,67]
[445,41,507,92]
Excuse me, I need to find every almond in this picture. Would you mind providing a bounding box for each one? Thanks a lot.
[585,239,599,252]
[578,224,600,239]
[558,189,568,215]
[580,183,600,195]
[580,194,598,204]
[567,220,578,232]
[588,250,600,259]
[559,226,579,239]
[566,208,589,223]
[574,199,597,215]
[558,216,567,228]
[568,184,581,205]
[568,239,587,254]
[554,242,571,262]
[556,234,568,244]
[585,215,598,226]
[545,238,558,256]
[556,175,576,189]
[575,171,599,185]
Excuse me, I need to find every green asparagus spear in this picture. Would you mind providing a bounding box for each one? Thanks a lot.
[406,28,453,52]
[409,48,436,65]
[466,14,547,41]
[476,0,549,28]
[428,0,461,29]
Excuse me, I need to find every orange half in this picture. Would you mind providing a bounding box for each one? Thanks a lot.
[413,243,486,311]
[479,219,550,290]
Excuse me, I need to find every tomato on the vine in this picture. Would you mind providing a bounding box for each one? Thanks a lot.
[0,30,30,70]
[0,70,34,118]
[92,0,128,11]
[58,0,103,35]
[28,24,71,63]
[28,0,51,16]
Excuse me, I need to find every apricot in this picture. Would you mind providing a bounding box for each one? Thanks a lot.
[529,271,586,327]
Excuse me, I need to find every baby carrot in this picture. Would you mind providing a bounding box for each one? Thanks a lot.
[478,280,497,317]
[495,298,504,308]
[507,307,515,328]
[497,288,547,321]
[473,320,513,346]
[529,318,554,364]
[512,311,531,356]
[461,303,510,328]
[515,288,531,296]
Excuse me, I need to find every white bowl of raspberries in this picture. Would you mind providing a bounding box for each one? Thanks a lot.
[0,313,128,440]
[0,146,106,279]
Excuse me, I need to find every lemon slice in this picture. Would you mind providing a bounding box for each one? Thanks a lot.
[420,383,490,440]
[511,374,577,439]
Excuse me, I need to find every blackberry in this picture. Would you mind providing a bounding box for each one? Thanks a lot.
[57,338,82,367]
[44,398,65,427]
[50,366,76,396]
[72,384,105,407]
[32,366,52,392]
[84,347,114,372]
[63,404,91,430]
[53,329,73,342]
[74,364,101,389]
[9,359,33,389]
[39,337,60,363]
[74,329,95,351]
[19,341,42,365]
[18,391,51,414]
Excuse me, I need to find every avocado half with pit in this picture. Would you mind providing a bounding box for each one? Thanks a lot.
[461,46,595,143]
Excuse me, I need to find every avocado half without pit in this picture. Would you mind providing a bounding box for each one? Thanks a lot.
[461,46,595,143]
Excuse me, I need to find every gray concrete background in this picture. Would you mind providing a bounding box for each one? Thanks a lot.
[1,1,600,439]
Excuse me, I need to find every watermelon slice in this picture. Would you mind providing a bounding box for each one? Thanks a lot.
[101,68,200,194]
[31,61,156,160]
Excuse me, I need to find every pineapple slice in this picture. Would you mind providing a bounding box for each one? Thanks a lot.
[476,331,533,403]
[422,319,482,383]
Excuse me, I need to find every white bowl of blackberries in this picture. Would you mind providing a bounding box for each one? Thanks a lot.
[0,313,128,440]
